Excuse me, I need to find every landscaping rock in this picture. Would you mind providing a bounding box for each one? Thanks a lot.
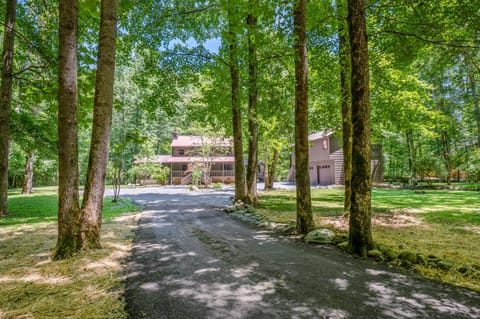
[304,229,335,244]
[224,201,256,215]
[337,241,349,249]
[400,260,414,268]
[458,266,468,274]
[416,254,428,265]
[384,249,398,261]
[367,249,384,260]
[398,251,417,264]
[245,205,256,214]
[437,260,454,271]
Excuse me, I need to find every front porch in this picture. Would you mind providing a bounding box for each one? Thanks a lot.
[170,162,235,185]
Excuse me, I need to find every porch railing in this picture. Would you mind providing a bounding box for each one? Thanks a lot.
[210,170,234,177]
[171,170,234,178]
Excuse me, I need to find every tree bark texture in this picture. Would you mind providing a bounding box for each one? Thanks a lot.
[469,73,480,146]
[21,151,34,194]
[81,0,119,250]
[348,0,373,256]
[0,0,17,216]
[337,0,352,216]
[246,12,259,204]
[52,0,81,260]
[441,130,452,185]
[263,141,270,191]
[228,4,247,203]
[293,0,314,234]
[406,129,417,187]
[266,146,279,190]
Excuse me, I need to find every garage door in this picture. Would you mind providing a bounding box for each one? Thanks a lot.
[317,163,334,185]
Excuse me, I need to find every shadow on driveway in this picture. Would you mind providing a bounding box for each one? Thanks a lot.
[122,188,480,319]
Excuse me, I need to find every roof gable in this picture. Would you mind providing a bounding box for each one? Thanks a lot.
[308,130,334,141]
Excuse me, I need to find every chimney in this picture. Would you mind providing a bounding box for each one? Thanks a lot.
[172,130,178,140]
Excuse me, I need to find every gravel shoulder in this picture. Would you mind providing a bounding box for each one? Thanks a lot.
[121,187,480,319]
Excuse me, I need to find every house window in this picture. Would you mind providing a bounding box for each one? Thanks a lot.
[322,139,328,150]
[181,164,188,171]
[224,163,233,171]
[178,149,185,156]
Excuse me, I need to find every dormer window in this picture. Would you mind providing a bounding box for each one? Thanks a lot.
[178,149,185,156]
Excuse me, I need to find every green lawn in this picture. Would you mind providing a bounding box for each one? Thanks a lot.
[2,187,137,226]
[0,187,140,318]
[257,188,480,224]
[256,187,480,291]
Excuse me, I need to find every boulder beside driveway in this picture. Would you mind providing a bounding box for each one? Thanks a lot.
[305,229,335,244]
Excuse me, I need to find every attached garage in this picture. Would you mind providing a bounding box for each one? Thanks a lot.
[287,131,384,185]
[309,160,335,185]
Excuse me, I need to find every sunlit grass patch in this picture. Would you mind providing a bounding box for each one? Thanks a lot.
[2,189,137,226]
[257,187,480,291]
[420,210,480,225]
[0,188,141,318]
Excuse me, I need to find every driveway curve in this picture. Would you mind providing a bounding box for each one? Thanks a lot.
[122,187,480,319]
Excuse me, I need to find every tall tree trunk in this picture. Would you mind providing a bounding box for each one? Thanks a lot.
[246,10,259,204]
[441,130,452,185]
[80,0,119,250]
[263,141,270,191]
[0,0,17,216]
[112,164,121,202]
[293,0,314,234]
[227,3,247,203]
[406,129,417,188]
[266,146,279,190]
[347,0,373,257]
[21,151,34,194]
[337,0,352,216]
[468,73,480,146]
[52,0,81,260]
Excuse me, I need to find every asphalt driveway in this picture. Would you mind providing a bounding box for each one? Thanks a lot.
[121,187,480,318]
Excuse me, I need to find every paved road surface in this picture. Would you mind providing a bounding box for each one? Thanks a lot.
[121,187,480,318]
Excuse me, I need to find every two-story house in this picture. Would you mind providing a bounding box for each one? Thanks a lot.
[287,131,383,185]
[135,133,236,185]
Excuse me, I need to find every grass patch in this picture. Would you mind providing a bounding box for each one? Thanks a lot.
[257,187,480,291]
[0,187,141,318]
[2,187,137,226]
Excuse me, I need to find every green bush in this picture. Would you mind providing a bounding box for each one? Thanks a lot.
[462,149,480,182]
[128,162,170,185]
[151,165,170,185]
[191,166,203,185]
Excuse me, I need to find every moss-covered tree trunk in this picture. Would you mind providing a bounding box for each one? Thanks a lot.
[227,3,247,203]
[21,151,34,194]
[0,0,17,216]
[441,130,452,186]
[406,129,417,188]
[347,0,373,257]
[337,0,352,216]
[52,0,82,260]
[468,72,480,146]
[263,141,270,191]
[81,0,119,250]
[293,0,314,234]
[246,11,259,204]
[266,146,279,190]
